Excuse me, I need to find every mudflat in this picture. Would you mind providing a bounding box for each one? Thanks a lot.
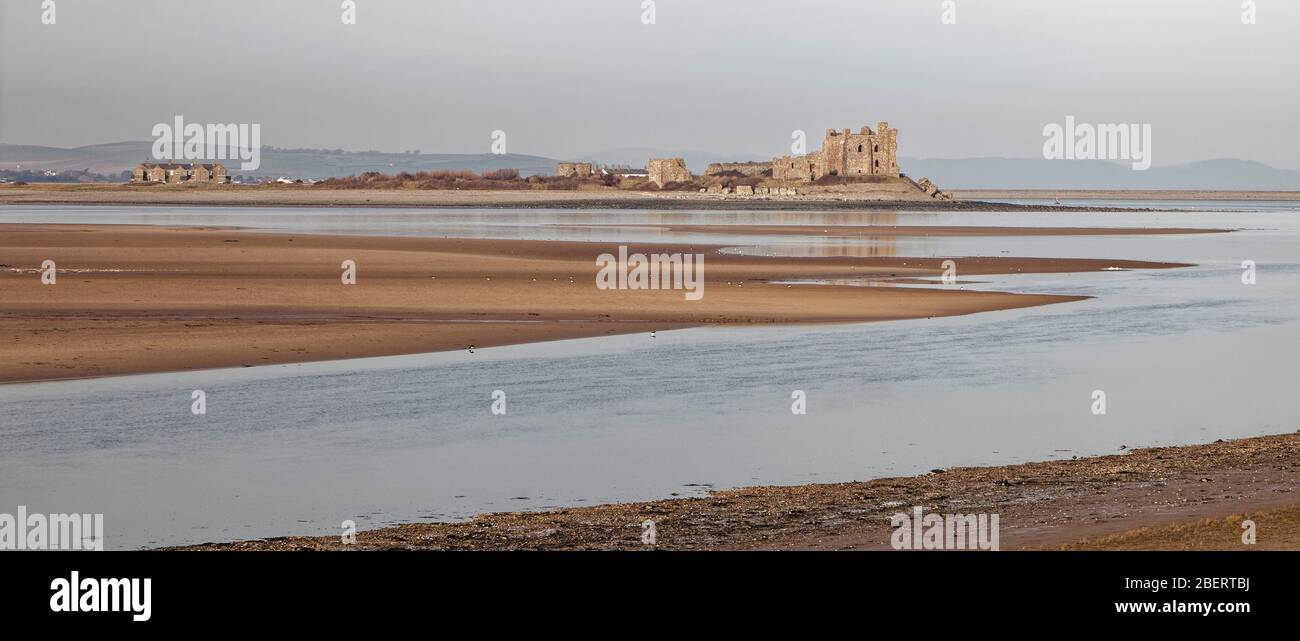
[0,183,1150,211]
[169,432,1300,551]
[0,223,1197,383]
[574,223,1228,236]
[951,189,1300,201]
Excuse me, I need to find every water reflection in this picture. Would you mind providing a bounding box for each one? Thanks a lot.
[0,203,1297,548]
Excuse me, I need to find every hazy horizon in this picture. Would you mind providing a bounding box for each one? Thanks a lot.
[3,0,1298,169]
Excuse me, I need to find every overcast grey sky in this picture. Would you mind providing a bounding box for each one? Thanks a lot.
[2,0,1297,167]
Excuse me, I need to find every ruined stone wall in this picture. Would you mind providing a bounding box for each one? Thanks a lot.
[914,176,951,199]
[819,128,846,177]
[647,158,691,186]
[556,162,594,177]
[771,154,818,182]
[705,161,770,177]
[873,122,899,177]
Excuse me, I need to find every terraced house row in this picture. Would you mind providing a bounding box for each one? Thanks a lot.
[131,162,231,184]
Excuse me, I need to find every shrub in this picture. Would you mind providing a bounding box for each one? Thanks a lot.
[657,180,704,191]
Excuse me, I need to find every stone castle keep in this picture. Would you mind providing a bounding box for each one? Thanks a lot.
[773,122,899,182]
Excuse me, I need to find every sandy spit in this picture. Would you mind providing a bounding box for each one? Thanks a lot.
[0,223,1197,383]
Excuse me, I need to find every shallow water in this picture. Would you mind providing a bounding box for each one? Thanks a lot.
[1,203,1298,548]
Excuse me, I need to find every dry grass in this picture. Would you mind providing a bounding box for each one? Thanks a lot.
[1052,506,1300,551]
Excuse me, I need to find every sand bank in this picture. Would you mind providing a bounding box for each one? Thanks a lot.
[574,223,1229,237]
[951,189,1300,201]
[0,223,1196,383]
[0,183,1140,211]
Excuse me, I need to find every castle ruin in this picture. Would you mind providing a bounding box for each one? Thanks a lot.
[555,162,594,177]
[647,158,691,187]
[704,161,770,177]
[772,122,899,182]
[546,119,945,198]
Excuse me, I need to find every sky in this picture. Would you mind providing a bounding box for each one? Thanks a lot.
[2,0,1298,168]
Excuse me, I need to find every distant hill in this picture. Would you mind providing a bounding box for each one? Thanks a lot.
[0,142,159,175]
[0,142,560,180]
[3,142,1297,189]
[899,157,1300,191]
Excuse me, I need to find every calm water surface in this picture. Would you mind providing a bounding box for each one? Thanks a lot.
[1,203,1297,548]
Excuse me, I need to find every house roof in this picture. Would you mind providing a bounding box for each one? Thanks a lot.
[136,162,226,170]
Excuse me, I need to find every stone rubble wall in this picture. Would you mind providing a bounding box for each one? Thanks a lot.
[555,162,594,177]
[647,158,691,186]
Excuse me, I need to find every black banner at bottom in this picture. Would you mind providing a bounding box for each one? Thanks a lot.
[0,551,1280,628]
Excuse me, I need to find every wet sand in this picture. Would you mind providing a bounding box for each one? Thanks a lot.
[0,223,1198,383]
[952,189,1300,201]
[6,184,1293,210]
[170,432,1300,551]
[0,184,1134,211]
[576,223,1229,237]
